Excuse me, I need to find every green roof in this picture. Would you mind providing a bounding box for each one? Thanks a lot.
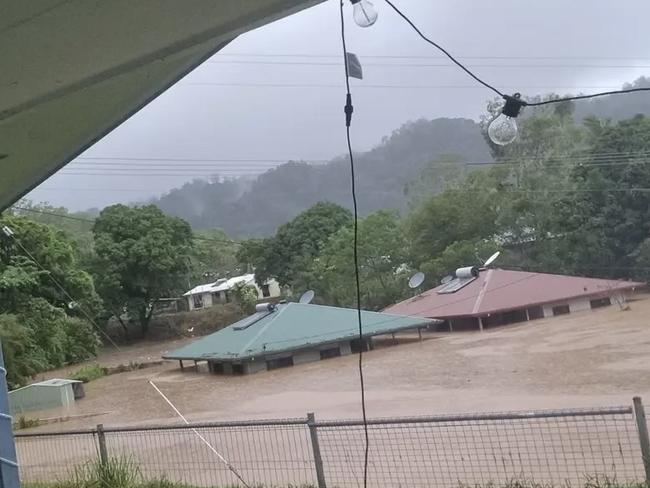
[163,302,432,361]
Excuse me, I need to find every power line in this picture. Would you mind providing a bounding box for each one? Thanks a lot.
[205,59,650,69]
[9,206,242,246]
[213,52,650,61]
[5,232,121,351]
[383,0,650,105]
[74,156,328,163]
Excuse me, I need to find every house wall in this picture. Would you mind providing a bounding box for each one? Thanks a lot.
[252,279,282,300]
[187,292,214,311]
[9,385,74,415]
[293,349,321,365]
[245,359,268,374]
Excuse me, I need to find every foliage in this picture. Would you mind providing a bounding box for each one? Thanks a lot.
[0,217,101,388]
[189,229,240,285]
[92,205,194,337]
[238,202,352,287]
[70,364,107,383]
[293,210,410,310]
[230,283,259,314]
[13,415,41,430]
[153,118,492,236]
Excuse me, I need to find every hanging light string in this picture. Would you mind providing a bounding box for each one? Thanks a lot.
[382,0,650,107]
[339,2,370,488]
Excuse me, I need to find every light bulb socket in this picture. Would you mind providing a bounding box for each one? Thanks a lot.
[501,93,525,118]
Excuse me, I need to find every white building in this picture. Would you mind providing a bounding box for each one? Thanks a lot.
[184,274,281,311]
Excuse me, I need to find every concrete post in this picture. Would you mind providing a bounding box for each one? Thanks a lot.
[0,341,20,488]
[96,424,108,466]
[633,397,650,484]
[307,413,326,488]
[478,317,484,332]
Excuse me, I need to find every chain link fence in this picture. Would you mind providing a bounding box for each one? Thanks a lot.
[15,398,650,487]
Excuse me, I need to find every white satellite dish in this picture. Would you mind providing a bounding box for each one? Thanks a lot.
[441,275,454,285]
[67,301,78,310]
[299,290,315,304]
[484,251,501,267]
[408,272,425,289]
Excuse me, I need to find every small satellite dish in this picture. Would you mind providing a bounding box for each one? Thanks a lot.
[299,290,315,304]
[484,251,501,267]
[441,275,454,285]
[408,272,425,289]
[67,301,78,310]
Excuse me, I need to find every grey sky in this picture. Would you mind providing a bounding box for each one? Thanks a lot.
[27,0,650,210]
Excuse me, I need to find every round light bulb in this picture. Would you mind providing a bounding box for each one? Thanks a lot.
[352,0,378,28]
[488,113,518,146]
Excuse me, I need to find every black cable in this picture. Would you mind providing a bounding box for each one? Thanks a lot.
[339,2,369,488]
[525,87,650,106]
[383,0,505,98]
[384,0,650,107]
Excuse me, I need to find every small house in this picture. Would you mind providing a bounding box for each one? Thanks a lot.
[9,379,84,415]
[384,268,644,331]
[184,274,281,311]
[164,302,435,374]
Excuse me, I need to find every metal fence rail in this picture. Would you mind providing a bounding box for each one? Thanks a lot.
[14,398,650,487]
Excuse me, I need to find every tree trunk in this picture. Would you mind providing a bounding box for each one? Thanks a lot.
[115,313,129,340]
[138,303,155,337]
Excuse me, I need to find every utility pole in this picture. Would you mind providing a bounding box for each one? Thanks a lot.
[0,340,20,488]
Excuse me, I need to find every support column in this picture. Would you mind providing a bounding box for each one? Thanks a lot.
[478,317,484,332]
[179,360,184,371]
[525,309,530,321]
[418,328,423,342]
[633,396,650,484]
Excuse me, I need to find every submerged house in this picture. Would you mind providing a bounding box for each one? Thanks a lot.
[384,268,643,331]
[184,273,281,311]
[163,302,435,374]
[9,379,85,415]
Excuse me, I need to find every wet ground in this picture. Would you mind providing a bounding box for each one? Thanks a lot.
[29,295,650,430]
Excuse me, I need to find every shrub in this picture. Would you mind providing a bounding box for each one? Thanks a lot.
[70,364,106,383]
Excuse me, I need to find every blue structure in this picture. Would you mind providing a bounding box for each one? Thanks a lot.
[0,341,20,488]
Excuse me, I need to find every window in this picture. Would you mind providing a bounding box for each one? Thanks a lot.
[266,356,294,370]
[552,304,570,316]
[527,306,544,320]
[261,284,271,298]
[590,297,611,309]
[192,294,203,309]
[320,347,341,360]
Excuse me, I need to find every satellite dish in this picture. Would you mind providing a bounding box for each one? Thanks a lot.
[67,301,78,310]
[408,272,425,289]
[441,275,454,285]
[484,251,501,267]
[299,290,315,304]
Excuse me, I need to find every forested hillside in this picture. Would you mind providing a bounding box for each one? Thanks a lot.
[153,117,492,236]
[152,77,650,237]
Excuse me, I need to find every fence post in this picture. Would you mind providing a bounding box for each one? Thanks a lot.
[96,424,108,466]
[633,397,650,483]
[307,413,327,488]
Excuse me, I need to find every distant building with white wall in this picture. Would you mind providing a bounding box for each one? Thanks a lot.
[384,269,644,331]
[184,274,281,311]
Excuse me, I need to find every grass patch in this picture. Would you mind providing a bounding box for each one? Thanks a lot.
[12,415,40,430]
[70,364,107,383]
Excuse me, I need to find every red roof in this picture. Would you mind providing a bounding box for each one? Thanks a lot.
[384,269,644,319]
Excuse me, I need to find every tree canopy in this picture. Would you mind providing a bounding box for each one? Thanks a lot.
[92,204,194,336]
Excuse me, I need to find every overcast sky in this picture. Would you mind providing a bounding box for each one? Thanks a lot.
[27,0,650,210]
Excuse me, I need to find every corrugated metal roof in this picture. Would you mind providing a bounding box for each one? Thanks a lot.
[183,274,257,296]
[384,269,644,319]
[163,302,433,361]
[10,378,81,393]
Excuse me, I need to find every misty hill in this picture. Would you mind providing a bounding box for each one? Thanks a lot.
[153,117,492,237]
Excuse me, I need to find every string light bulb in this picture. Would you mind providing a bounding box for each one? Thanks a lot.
[488,93,525,146]
[350,0,378,28]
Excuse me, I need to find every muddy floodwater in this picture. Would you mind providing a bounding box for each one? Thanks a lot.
[29,295,650,431]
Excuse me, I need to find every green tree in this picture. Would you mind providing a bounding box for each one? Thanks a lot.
[238,202,352,287]
[230,282,259,314]
[0,216,100,387]
[189,229,240,285]
[294,210,409,310]
[92,204,194,337]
